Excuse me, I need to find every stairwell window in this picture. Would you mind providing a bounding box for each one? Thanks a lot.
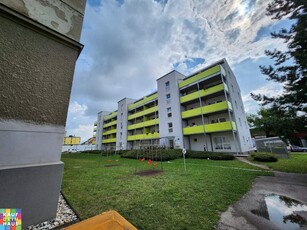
[166,94,171,104]
[168,122,173,133]
[167,107,172,117]
[165,81,170,91]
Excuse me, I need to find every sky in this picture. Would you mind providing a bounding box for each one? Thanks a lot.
[65,0,291,141]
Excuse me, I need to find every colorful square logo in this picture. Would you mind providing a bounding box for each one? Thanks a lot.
[0,209,22,230]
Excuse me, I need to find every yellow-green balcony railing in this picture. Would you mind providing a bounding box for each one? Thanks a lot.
[183,121,237,135]
[128,93,158,110]
[128,106,158,120]
[180,83,228,104]
[127,132,160,141]
[102,128,117,136]
[103,120,117,128]
[103,111,117,121]
[93,134,96,137]
[178,65,221,88]
[102,138,116,143]
[127,118,159,130]
[181,101,232,119]
[93,127,97,132]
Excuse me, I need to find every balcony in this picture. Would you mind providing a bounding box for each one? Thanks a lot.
[103,111,117,121]
[128,106,158,120]
[182,121,237,135]
[180,83,227,104]
[127,132,160,141]
[181,101,232,119]
[102,138,116,143]
[128,93,158,110]
[127,118,159,130]
[94,121,97,126]
[103,120,117,128]
[103,128,117,136]
[93,127,97,132]
[178,65,221,88]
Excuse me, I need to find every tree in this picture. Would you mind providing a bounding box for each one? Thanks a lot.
[248,107,307,142]
[251,0,307,113]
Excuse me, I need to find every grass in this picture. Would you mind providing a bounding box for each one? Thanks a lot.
[254,153,307,173]
[61,153,271,230]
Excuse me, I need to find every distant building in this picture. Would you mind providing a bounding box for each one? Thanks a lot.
[94,59,253,154]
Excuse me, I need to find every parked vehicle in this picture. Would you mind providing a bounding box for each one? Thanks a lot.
[290,145,307,152]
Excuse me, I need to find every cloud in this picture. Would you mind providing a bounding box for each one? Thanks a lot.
[242,82,285,114]
[66,0,288,140]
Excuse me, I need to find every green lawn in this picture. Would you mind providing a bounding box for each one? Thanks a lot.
[256,154,307,173]
[61,153,271,230]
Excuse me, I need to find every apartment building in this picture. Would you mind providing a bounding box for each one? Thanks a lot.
[95,59,253,154]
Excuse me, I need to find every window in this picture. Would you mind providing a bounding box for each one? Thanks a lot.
[242,136,246,145]
[165,81,170,91]
[167,107,172,117]
[194,138,197,142]
[214,137,231,150]
[235,100,238,109]
[168,122,173,133]
[239,118,242,126]
[166,94,171,104]
[241,106,244,113]
[231,84,234,92]
[244,121,248,129]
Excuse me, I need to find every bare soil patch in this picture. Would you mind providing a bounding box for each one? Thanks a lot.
[135,169,163,176]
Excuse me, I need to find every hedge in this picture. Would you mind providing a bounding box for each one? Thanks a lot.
[249,152,278,162]
[186,150,234,160]
[121,149,182,161]
[121,149,234,161]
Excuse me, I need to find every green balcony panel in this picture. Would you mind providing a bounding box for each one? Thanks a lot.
[103,111,117,121]
[180,83,226,104]
[127,132,160,141]
[103,120,117,128]
[183,125,204,135]
[103,128,117,135]
[93,127,97,131]
[127,118,159,130]
[204,121,236,133]
[128,106,158,120]
[181,101,230,119]
[102,138,116,143]
[178,65,221,88]
[128,93,158,110]
[183,121,236,135]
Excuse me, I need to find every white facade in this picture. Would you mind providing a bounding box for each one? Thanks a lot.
[157,71,186,149]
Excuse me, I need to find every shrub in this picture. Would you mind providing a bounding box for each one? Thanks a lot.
[186,150,234,160]
[249,152,278,162]
[121,149,182,161]
[81,150,101,154]
[121,149,234,161]
[82,150,129,156]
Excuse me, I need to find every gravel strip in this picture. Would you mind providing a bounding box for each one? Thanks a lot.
[27,193,79,230]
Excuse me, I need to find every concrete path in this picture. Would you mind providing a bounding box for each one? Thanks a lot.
[235,156,271,170]
[218,167,307,229]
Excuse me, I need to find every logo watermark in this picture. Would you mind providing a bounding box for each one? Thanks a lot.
[0,209,22,230]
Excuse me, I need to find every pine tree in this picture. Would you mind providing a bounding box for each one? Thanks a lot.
[251,0,307,113]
